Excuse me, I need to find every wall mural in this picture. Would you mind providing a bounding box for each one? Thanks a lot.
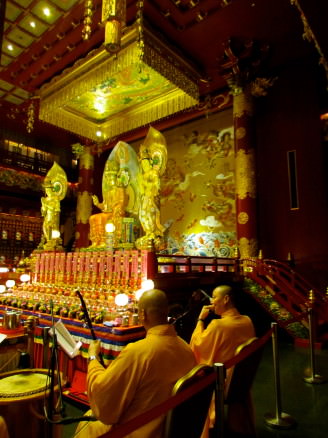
[135,109,236,257]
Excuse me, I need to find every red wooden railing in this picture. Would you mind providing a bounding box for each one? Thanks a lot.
[240,258,328,339]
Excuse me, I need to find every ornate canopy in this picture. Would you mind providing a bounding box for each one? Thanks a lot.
[38,24,199,142]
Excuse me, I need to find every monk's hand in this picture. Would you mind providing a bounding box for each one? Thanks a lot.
[199,305,214,320]
[88,340,101,358]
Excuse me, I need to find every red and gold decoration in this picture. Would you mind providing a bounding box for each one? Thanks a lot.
[218,38,273,257]
[233,89,257,258]
[75,146,94,249]
[82,0,94,41]
[102,0,126,53]
[39,21,199,142]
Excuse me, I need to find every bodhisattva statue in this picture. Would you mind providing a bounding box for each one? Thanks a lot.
[89,160,129,248]
[135,126,167,251]
[40,162,67,251]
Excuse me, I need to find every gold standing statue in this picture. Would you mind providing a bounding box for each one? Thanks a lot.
[41,162,67,251]
[135,126,167,251]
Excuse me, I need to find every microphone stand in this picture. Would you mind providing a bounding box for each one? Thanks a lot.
[45,300,65,437]
[172,294,210,326]
[75,290,105,366]
[44,300,97,427]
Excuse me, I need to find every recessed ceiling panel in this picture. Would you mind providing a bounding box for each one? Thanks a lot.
[19,15,49,37]
[14,0,34,7]
[0,80,15,91]
[51,0,79,11]
[4,95,24,105]
[31,1,62,25]
[0,55,13,67]
[2,40,24,57]
[5,2,23,22]
[7,28,35,48]
[12,88,31,99]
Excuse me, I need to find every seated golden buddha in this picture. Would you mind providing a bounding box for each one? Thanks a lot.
[89,160,128,248]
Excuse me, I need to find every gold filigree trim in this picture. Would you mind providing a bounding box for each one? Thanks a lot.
[236,127,246,140]
[235,149,256,199]
[238,212,249,225]
[239,237,258,258]
[39,24,199,141]
[233,90,253,118]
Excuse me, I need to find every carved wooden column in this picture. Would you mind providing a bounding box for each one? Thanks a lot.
[219,38,271,258]
[75,146,94,249]
[233,88,258,257]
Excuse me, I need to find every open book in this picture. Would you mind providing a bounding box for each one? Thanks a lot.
[49,320,82,358]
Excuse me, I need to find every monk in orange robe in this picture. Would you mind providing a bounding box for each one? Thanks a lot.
[190,284,255,438]
[75,289,196,438]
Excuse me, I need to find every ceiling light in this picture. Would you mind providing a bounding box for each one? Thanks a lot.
[94,97,106,113]
[96,130,102,137]
[30,21,36,28]
[43,7,51,17]
[7,44,14,51]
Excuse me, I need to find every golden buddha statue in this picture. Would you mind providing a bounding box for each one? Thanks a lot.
[41,162,67,251]
[89,159,129,248]
[135,127,167,251]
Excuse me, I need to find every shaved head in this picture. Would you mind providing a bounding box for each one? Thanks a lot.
[138,289,169,329]
[213,285,232,299]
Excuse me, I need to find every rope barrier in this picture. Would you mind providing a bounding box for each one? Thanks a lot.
[94,327,274,438]
[224,326,273,370]
[98,371,216,438]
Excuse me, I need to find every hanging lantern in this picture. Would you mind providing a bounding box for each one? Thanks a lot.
[102,0,126,53]
[82,0,94,41]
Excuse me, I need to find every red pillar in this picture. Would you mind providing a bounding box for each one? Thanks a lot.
[233,89,258,258]
[75,146,94,249]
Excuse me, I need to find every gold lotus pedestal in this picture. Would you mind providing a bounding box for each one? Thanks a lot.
[39,24,199,141]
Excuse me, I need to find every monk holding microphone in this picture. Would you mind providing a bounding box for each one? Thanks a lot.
[190,284,255,438]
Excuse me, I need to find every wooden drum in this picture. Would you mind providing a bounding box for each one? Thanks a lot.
[0,368,60,438]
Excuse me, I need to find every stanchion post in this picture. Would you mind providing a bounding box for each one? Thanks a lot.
[214,362,225,438]
[41,326,51,368]
[264,322,296,429]
[303,307,325,384]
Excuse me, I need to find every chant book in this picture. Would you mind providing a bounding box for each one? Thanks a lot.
[49,320,82,358]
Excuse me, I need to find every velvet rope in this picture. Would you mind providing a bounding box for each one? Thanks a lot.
[224,326,273,370]
[96,327,274,438]
[97,371,216,438]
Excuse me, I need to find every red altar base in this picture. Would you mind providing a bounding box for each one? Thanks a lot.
[0,306,146,405]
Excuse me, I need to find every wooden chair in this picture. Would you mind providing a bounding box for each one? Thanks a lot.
[224,337,265,438]
[164,364,214,438]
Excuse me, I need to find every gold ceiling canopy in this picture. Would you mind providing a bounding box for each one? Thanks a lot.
[38,23,200,142]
